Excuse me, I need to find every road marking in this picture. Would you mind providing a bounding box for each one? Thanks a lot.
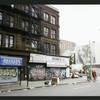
[73,85,91,90]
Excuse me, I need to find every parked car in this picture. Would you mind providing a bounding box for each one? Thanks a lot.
[70,72,82,78]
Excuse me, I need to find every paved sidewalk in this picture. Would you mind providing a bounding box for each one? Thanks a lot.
[0,76,88,93]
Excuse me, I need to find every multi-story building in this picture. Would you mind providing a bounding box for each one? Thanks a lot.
[59,39,76,56]
[0,5,70,82]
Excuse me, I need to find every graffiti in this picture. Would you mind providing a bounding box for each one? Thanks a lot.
[0,67,18,83]
[0,68,17,77]
[29,65,46,80]
[45,68,66,80]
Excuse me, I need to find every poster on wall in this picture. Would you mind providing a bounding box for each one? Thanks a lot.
[0,67,18,83]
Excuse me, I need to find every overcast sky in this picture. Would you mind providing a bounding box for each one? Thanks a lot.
[51,5,100,46]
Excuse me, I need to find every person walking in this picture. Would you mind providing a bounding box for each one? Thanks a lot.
[92,70,97,81]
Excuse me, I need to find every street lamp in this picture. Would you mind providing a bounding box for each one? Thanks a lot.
[89,41,92,80]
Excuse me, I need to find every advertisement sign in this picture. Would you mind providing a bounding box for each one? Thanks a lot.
[30,53,69,67]
[0,67,18,83]
[0,56,23,66]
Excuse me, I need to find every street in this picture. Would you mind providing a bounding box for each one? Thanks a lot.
[0,80,100,96]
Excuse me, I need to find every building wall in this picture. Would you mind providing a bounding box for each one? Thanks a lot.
[59,39,76,56]
[0,5,60,81]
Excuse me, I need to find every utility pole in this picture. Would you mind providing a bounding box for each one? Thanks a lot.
[89,41,92,81]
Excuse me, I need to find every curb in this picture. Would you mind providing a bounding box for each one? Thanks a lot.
[0,81,88,93]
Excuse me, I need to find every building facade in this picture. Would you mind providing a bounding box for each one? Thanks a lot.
[0,5,69,82]
[59,39,76,56]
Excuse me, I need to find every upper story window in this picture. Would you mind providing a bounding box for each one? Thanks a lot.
[5,35,14,48]
[44,27,49,37]
[51,29,56,39]
[32,7,38,18]
[22,20,29,32]
[25,5,30,13]
[51,44,56,55]
[6,15,14,27]
[22,5,30,13]
[43,12,49,21]
[44,43,50,53]
[31,40,38,49]
[51,15,56,25]
[0,12,2,20]
[0,12,2,24]
[0,34,2,46]
[32,24,38,34]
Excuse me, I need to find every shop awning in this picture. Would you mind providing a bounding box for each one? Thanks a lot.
[47,61,67,68]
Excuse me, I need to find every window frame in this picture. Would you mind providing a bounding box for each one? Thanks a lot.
[22,20,29,32]
[51,29,56,39]
[43,12,49,21]
[51,15,56,25]
[51,44,56,54]
[5,35,14,48]
[43,27,49,37]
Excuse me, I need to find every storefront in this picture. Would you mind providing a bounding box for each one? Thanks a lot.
[0,55,23,83]
[29,53,70,81]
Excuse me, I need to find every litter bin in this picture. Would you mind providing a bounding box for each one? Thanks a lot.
[51,77,59,85]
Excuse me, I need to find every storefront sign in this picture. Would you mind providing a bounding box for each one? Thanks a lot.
[0,56,23,66]
[30,53,69,67]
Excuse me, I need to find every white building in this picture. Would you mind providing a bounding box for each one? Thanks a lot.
[59,39,76,56]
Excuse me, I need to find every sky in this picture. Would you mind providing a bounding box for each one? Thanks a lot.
[51,5,100,46]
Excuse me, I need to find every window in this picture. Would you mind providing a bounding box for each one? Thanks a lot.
[22,5,30,13]
[22,20,29,31]
[51,29,56,39]
[6,15,14,27]
[44,43,50,53]
[32,24,38,34]
[10,16,14,27]
[51,44,56,54]
[31,40,38,49]
[25,5,30,13]
[0,34,2,46]
[0,12,2,20]
[5,35,14,48]
[44,27,49,37]
[51,16,56,25]
[32,7,38,18]
[43,12,49,21]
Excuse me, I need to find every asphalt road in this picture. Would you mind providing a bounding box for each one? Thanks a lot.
[0,80,100,96]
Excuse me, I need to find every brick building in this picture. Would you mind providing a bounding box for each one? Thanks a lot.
[0,5,69,82]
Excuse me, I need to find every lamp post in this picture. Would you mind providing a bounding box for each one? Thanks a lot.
[89,41,92,81]
[89,41,95,80]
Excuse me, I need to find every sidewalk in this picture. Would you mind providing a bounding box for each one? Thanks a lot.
[0,76,91,93]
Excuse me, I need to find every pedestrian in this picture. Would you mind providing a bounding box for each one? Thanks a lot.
[92,70,97,81]
[60,72,63,81]
[86,70,91,82]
